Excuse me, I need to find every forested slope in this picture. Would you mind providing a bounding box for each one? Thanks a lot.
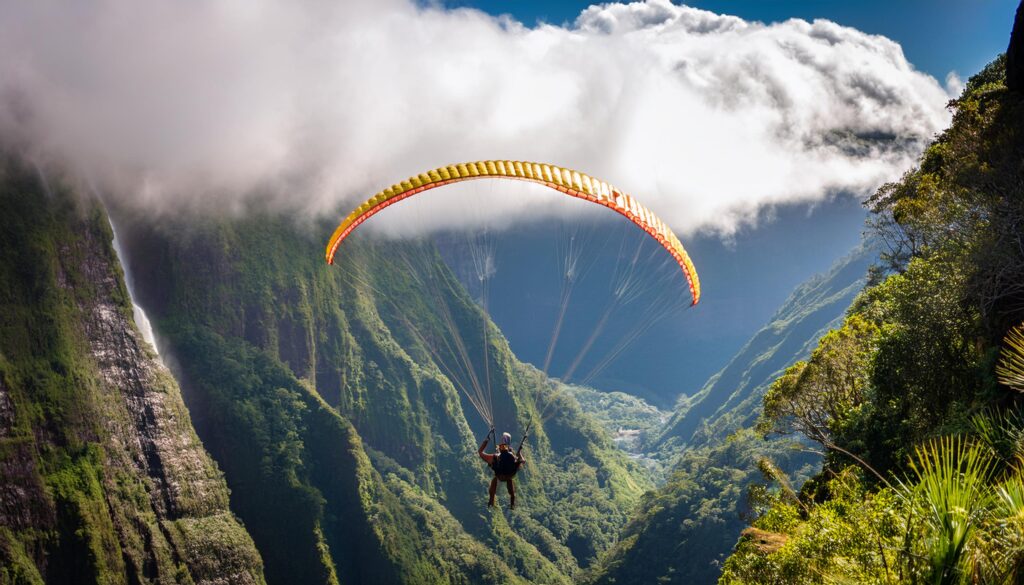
[585,242,873,585]
[721,50,1024,584]
[114,207,653,583]
[658,242,876,448]
[0,157,265,584]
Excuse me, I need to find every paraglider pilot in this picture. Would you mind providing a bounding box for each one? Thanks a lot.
[478,429,525,508]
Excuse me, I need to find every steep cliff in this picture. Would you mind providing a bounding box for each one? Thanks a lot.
[114,208,650,583]
[0,157,265,584]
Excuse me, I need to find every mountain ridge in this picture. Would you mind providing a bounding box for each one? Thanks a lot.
[584,239,876,584]
[658,241,877,448]
[112,206,655,582]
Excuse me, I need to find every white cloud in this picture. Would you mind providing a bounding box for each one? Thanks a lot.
[0,0,954,236]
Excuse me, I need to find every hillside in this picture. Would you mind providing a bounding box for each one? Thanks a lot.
[112,206,655,583]
[0,157,265,584]
[658,242,877,448]
[720,51,1024,583]
[584,241,874,584]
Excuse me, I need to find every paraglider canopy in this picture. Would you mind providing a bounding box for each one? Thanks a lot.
[325,160,700,306]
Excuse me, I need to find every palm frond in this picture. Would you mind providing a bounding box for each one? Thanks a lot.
[969,408,1024,469]
[995,323,1024,392]
[987,473,1024,584]
[904,436,997,585]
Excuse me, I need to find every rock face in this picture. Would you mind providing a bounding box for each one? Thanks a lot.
[0,157,265,584]
[0,371,55,545]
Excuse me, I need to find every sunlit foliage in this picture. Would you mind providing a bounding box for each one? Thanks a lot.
[721,54,1024,584]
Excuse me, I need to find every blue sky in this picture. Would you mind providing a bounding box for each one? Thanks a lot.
[448,0,1018,81]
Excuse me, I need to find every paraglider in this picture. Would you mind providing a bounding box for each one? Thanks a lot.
[478,429,526,509]
[325,160,701,509]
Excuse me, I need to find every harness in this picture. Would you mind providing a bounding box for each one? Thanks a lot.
[486,424,530,478]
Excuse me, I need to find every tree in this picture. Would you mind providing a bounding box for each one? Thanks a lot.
[759,315,879,448]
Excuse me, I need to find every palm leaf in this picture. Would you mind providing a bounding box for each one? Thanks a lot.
[995,323,1024,392]
[903,436,996,585]
[987,473,1024,584]
[969,409,1024,468]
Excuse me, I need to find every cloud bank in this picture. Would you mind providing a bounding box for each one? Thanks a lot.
[0,0,954,235]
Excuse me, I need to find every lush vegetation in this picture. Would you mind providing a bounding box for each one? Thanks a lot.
[0,158,264,584]
[562,384,668,452]
[163,323,533,585]
[581,240,876,581]
[722,418,1024,584]
[115,206,657,583]
[6,32,1022,585]
[583,239,873,584]
[721,55,1024,584]
[585,430,819,584]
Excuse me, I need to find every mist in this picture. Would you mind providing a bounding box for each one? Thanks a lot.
[0,0,955,236]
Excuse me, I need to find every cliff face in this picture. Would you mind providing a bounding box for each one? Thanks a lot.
[0,158,265,584]
[113,206,651,584]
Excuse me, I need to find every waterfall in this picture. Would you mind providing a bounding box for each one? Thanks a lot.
[31,162,161,356]
[109,219,161,355]
[108,218,161,355]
